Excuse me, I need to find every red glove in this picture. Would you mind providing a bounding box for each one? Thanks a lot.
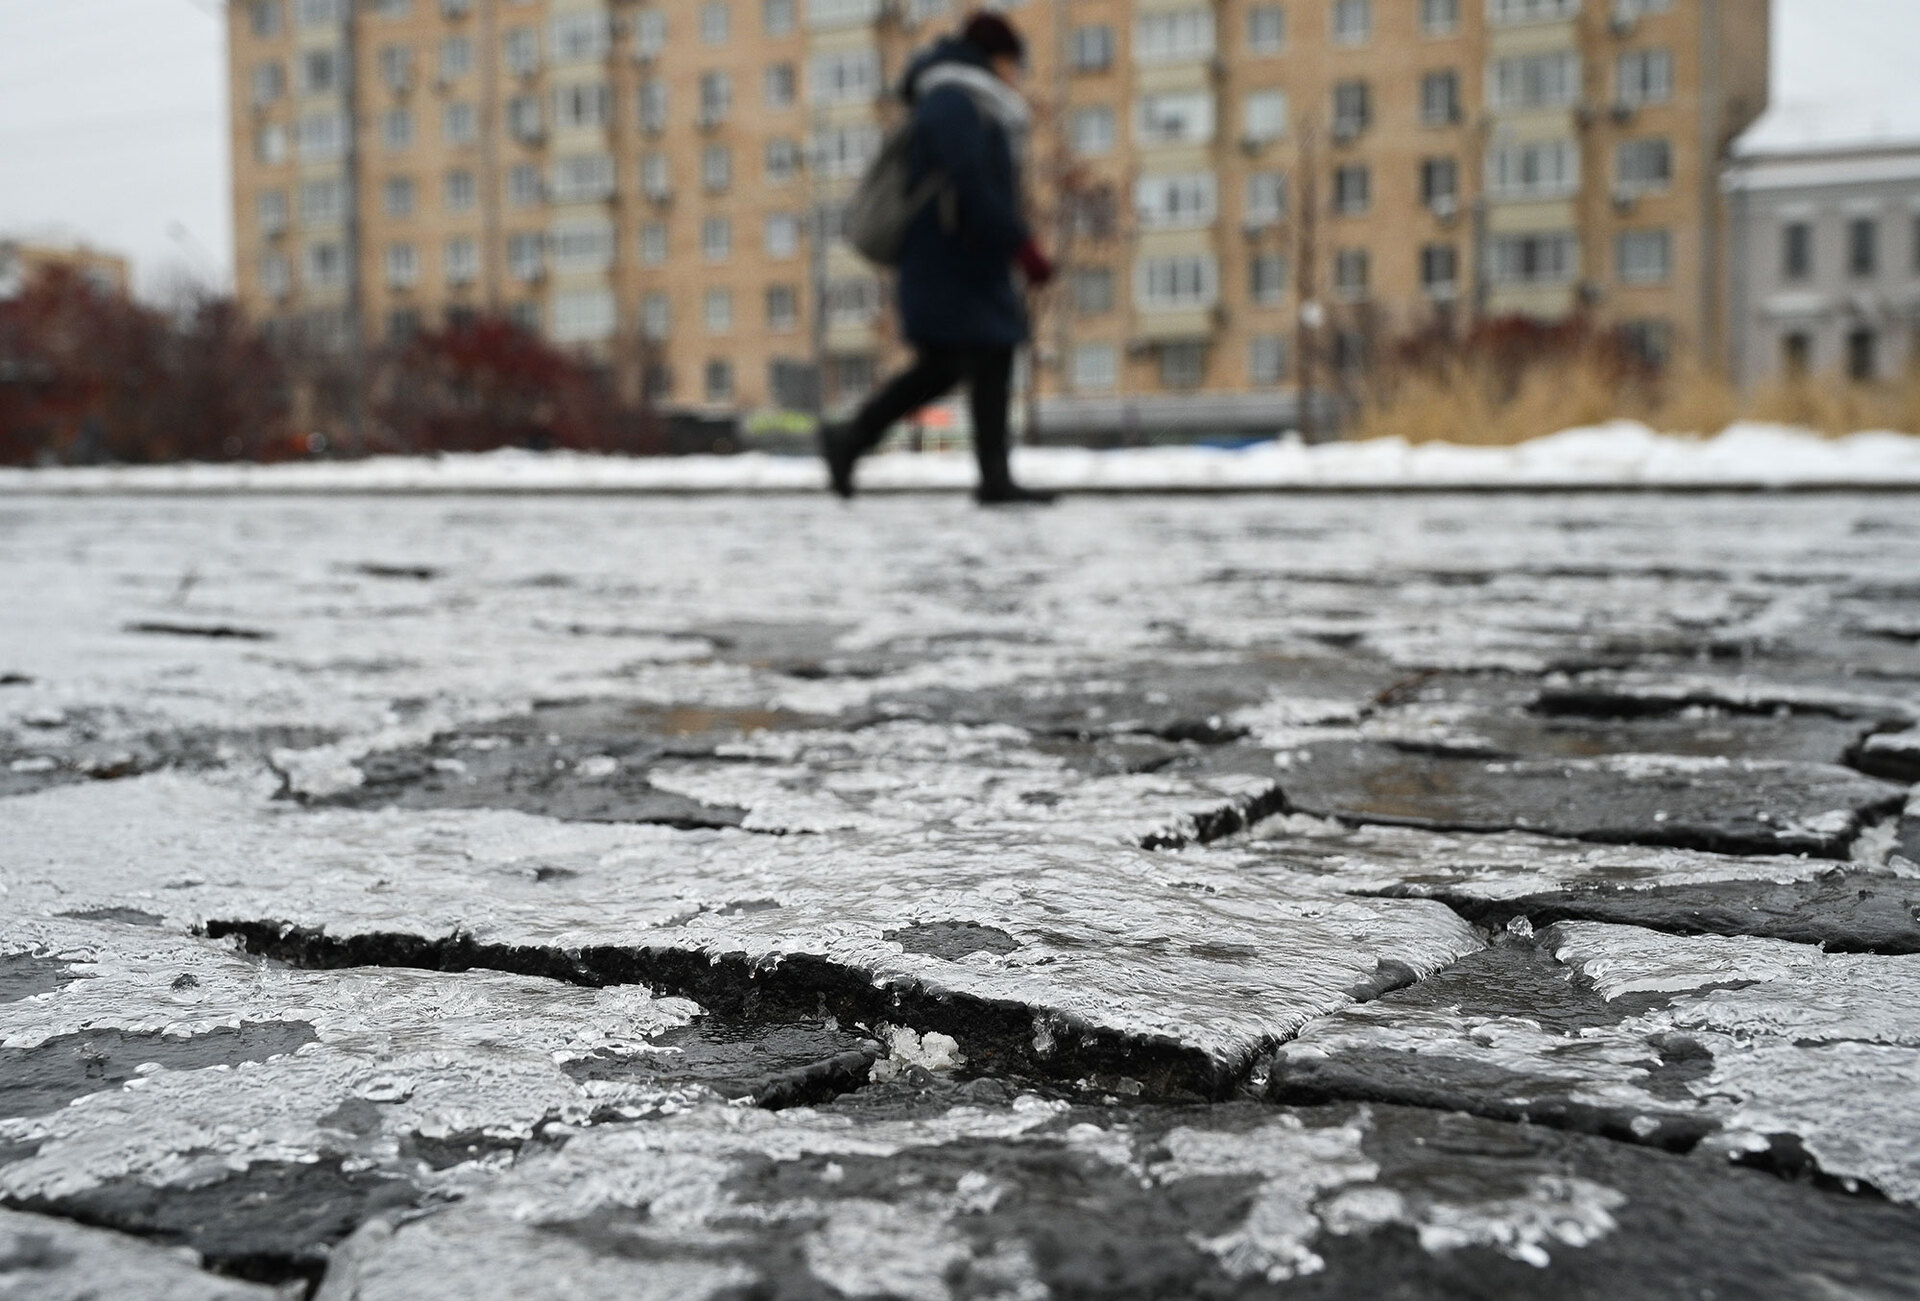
[1016,238,1055,288]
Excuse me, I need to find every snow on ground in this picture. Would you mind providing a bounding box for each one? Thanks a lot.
[5,422,1920,494]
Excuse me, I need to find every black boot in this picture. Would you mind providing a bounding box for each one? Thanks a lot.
[817,422,856,500]
[975,483,1058,506]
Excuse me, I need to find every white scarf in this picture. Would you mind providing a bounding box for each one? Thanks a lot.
[916,61,1032,162]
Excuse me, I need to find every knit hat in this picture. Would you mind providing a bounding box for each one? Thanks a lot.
[961,11,1026,63]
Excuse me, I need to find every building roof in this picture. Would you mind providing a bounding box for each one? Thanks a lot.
[1735,96,1920,159]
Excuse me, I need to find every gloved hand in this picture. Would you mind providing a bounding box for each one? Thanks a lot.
[1016,238,1056,288]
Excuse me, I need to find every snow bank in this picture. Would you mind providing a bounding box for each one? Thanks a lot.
[5,422,1920,494]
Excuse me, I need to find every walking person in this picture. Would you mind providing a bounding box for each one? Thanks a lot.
[819,12,1059,505]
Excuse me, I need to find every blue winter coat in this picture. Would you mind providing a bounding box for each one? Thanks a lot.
[897,40,1032,350]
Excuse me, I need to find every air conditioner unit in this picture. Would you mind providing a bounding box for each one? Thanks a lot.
[1575,105,1598,128]
[1430,195,1459,222]
[1612,187,1638,211]
[1239,136,1266,155]
[1610,15,1636,38]
[1611,102,1636,124]
[696,112,723,130]
[1330,120,1361,144]
[1241,218,1275,237]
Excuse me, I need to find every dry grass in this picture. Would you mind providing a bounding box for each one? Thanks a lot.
[1351,354,1920,445]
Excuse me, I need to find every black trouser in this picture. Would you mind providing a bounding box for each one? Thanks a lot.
[845,346,1015,492]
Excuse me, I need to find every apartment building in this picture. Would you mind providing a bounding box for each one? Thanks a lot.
[229,0,1768,434]
[0,241,132,300]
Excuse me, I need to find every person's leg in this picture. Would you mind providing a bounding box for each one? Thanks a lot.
[844,348,964,457]
[963,347,1015,494]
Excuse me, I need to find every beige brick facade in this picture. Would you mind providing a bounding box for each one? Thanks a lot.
[229,0,1768,432]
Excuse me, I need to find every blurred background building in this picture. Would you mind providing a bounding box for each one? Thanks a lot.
[0,241,132,302]
[227,0,1769,439]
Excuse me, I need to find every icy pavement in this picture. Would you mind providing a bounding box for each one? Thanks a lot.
[3,492,1920,1298]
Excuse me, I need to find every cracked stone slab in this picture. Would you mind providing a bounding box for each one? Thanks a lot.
[1,708,337,801]
[1233,816,1920,952]
[1853,726,1920,783]
[1269,922,1920,1202]
[1258,741,1906,856]
[315,1097,1920,1301]
[0,1207,284,1300]
[6,776,1481,1095]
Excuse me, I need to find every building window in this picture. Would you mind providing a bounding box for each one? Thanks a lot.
[642,293,671,340]
[508,232,545,280]
[257,189,289,234]
[1243,90,1289,142]
[1248,5,1285,53]
[379,44,413,92]
[553,83,612,131]
[1849,217,1879,277]
[1071,343,1118,391]
[382,108,414,150]
[550,154,615,202]
[297,0,342,28]
[300,47,342,95]
[1782,222,1812,280]
[1615,49,1673,106]
[383,176,416,218]
[1135,9,1215,63]
[1071,25,1115,72]
[765,63,797,108]
[1136,90,1215,146]
[809,49,881,105]
[370,0,411,17]
[256,124,288,164]
[552,289,617,343]
[766,285,799,330]
[1488,231,1577,284]
[1072,267,1114,314]
[638,80,669,133]
[261,251,292,299]
[1332,164,1371,214]
[699,71,734,124]
[700,1,731,44]
[1781,331,1812,376]
[1136,254,1219,309]
[384,242,419,289]
[764,0,797,35]
[1249,335,1287,385]
[1490,51,1581,109]
[306,241,346,288]
[1421,70,1461,125]
[1620,320,1672,367]
[1615,137,1672,193]
[1913,213,1920,273]
[252,61,286,106]
[1333,247,1369,299]
[440,35,473,81]
[1070,106,1117,156]
[508,163,543,207]
[1421,243,1458,297]
[905,0,951,23]
[508,95,543,141]
[301,177,346,224]
[703,216,733,261]
[503,28,540,76]
[640,223,668,265]
[635,10,668,57]
[765,212,802,258]
[509,301,541,333]
[1489,0,1579,24]
[444,237,478,285]
[812,124,882,177]
[705,359,735,402]
[1136,173,1218,228]
[1246,171,1288,223]
[1332,0,1371,45]
[251,1,285,38]
[766,137,802,182]
[1489,139,1578,199]
[444,102,478,145]
[1847,328,1877,381]
[551,218,615,272]
[641,153,671,199]
[1421,157,1459,211]
[1421,0,1460,35]
[1332,80,1370,136]
[441,0,472,17]
[550,12,611,62]
[825,277,881,325]
[1617,229,1672,284]
[703,145,733,192]
[1249,252,1288,303]
[298,113,348,161]
[1160,342,1207,389]
[1614,0,1674,16]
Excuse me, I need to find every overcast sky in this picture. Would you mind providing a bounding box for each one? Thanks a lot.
[2,0,1917,298]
